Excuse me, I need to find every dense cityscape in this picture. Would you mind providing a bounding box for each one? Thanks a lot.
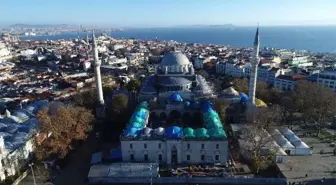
[0,19,336,185]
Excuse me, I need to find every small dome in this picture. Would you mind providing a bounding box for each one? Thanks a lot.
[164,126,183,138]
[169,93,183,102]
[183,127,195,138]
[222,87,239,96]
[255,99,267,108]
[195,128,209,138]
[141,127,152,137]
[161,52,190,66]
[154,127,165,135]
[184,101,191,107]
[239,93,248,102]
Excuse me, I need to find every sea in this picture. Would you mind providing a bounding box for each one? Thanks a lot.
[20,26,336,53]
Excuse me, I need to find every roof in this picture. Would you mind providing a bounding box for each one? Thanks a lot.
[88,163,159,178]
[276,74,307,81]
[161,51,190,66]
[0,100,49,152]
[159,76,192,86]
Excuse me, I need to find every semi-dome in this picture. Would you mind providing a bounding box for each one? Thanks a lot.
[161,52,190,66]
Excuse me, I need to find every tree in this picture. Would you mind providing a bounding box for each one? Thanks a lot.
[240,107,281,174]
[72,89,97,110]
[110,94,128,116]
[126,78,141,92]
[293,81,336,136]
[213,99,229,123]
[232,78,275,103]
[150,48,162,56]
[232,78,248,94]
[35,103,94,160]
[279,96,295,124]
[34,165,52,184]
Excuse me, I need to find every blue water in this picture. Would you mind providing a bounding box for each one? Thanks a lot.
[20,26,336,53]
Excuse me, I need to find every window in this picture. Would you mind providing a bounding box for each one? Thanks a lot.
[216,144,219,149]
[130,143,133,149]
[201,155,205,161]
[130,154,134,161]
[144,144,147,149]
[144,154,148,161]
[158,154,162,161]
[187,155,190,161]
[158,143,161,149]
[1,159,4,166]
[187,144,190,149]
[215,155,219,161]
[201,144,204,149]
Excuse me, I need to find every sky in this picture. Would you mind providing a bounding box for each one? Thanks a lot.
[1,0,336,27]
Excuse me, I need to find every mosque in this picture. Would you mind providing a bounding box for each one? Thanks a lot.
[88,27,261,165]
[119,27,261,165]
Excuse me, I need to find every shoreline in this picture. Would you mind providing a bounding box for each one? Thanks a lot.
[18,27,336,54]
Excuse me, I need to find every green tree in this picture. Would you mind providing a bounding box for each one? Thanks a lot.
[232,78,275,103]
[126,78,141,92]
[232,78,249,94]
[213,99,229,123]
[110,94,129,116]
[72,89,97,110]
[35,103,94,160]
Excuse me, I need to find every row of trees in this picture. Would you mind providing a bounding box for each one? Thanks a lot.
[214,76,336,174]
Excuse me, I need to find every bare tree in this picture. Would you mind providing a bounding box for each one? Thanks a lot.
[240,107,281,174]
[34,165,52,184]
[294,81,336,136]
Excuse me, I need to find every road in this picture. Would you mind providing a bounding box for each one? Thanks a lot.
[19,133,97,185]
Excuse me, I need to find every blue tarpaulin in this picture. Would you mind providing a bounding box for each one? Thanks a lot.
[169,93,183,102]
[123,127,140,137]
[164,126,183,138]
[91,152,102,164]
[127,122,144,129]
[110,148,121,159]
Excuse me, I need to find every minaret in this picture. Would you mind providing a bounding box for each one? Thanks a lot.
[92,31,105,118]
[247,26,260,112]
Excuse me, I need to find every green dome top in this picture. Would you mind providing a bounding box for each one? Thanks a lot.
[194,128,209,138]
[183,127,195,138]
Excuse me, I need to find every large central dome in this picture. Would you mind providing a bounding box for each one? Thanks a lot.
[161,52,190,66]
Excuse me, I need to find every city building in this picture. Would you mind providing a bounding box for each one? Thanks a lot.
[317,69,336,93]
[274,74,307,91]
[0,42,10,58]
[121,100,229,165]
[194,56,204,69]
[288,56,313,67]
[0,101,48,181]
